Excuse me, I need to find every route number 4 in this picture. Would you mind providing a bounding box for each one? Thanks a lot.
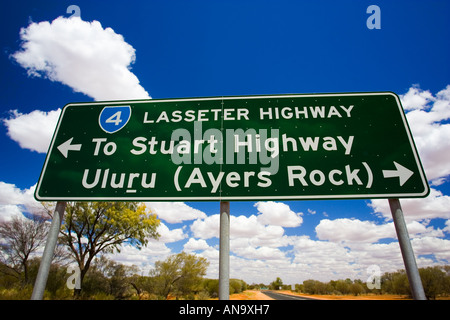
[106,111,123,126]
[99,105,132,133]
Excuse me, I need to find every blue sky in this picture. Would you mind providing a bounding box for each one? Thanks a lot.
[1,0,449,285]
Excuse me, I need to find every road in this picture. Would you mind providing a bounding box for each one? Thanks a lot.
[261,291,319,300]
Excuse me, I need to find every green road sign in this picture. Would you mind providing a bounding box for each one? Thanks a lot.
[35,92,429,201]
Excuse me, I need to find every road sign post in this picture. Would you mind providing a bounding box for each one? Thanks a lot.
[219,201,230,300]
[389,198,427,300]
[31,201,66,300]
[33,92,430,300]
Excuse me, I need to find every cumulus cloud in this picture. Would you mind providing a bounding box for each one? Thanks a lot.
[0,182,38,208]
[156,222,186,243]
[147,202,207,224]
[184,238,211,252]
[401,85,450,184]
[444,220,450,234]
[12,17,150,101]
[291,236,362,281]
[4,16,150,154]
[233,245,287,261]
[255,201,303,227]
[232,215,284,239]
[315,218,395,243]
[0,205,24,223]
[412,237,450,263]
[400,84,435,111]
[3,109,61,153]
[315,218,443,244]
[369,188,450,222]
[190,214,220,239]
[287,232,450,283]
[107,241,172,274]
[191,214,287,243]
[0,182,42,222]
[0,182,33,206]
[191,213,291,264]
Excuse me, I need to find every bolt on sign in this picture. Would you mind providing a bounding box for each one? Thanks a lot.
[35,92,429,201]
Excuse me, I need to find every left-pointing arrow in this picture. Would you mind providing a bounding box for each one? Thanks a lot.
[57,137,82,158]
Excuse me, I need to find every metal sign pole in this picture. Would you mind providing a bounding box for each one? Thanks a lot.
[218,201,230,300]
[31,201,67,300]
[388,198,426,300]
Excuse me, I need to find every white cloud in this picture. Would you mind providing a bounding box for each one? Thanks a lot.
[190,213,287,244]
[3,109,61,153]
[291,236,360,281]
[156,222,186,243]
[107,241,172,275]
[184,238,211,252]
[12,17,150,101]
[315,218,395,243]
[315,217,443,244]
[287,233,450,283]
[190,214,220,239]
[231,215,284,239]
[198,247,219,263]
[0,182,41,221]
[234,245,287,261]
[147,202,207,224]
[0,205,23,223]
[0,181,32,206]
[444,220,450,234]
[401,85,450,184]
[412,237,450,263]
[369,188,450,222]
[400,84,435,111]
[254,201,303,227]
[191,213,292,268]
[5,16,151,154]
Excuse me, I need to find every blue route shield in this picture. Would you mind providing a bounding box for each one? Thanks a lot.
[98,106,131,133]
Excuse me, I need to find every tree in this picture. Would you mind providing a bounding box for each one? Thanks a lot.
[81,256,138,299]
[302,279,318,294]
[270,277,283,290]
[419,266,446,300]
[335,279,351,295]
[202,279,219,298]
[129,274,155,299]
[230,279,247,294]
[55,202,159,297]
[0,215,48,284]
[151,252,209,299]
[350,281,365,296]
[105,259,139,299]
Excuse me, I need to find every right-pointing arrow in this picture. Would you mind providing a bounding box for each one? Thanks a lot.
[382,161,414,186]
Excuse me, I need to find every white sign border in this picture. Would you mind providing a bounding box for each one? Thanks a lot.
[35,92,430,201]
